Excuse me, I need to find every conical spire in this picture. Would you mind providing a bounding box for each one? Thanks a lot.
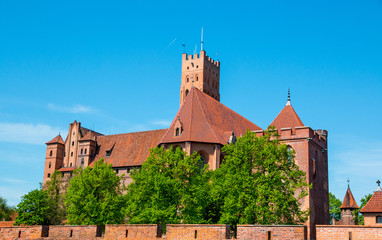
[269,89,304,129]
[340,184,359,210]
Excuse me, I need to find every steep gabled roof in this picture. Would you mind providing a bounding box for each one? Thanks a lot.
[340,187,359,209]
[270,100,304,129]
[46,135,64,145]
[360,188,382,213]
[79,130,101,142]
[90,129,167,167]
[160,88,261,145]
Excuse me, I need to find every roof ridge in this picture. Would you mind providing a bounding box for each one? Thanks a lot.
[195,89,220,143]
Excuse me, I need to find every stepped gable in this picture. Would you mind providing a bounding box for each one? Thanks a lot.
[270,100,304,130]
[160,88,262,145]
[90,129,167,167]
[46,135,64,145]
[340,187,359,209]
[360,188,382,213]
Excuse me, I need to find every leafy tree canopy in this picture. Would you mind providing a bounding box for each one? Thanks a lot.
[64,158,125,225]
[14,189,50,226]
[329,192,342,223]
[125,146,214,225]
[212,129,310,226]
[0,196,15,221]
[45,170,66,224]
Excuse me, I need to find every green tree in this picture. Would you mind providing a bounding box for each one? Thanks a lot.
[353,193,372,225]
[212,129,310,228]
[125,146,214,225]
[0,196,15,221]
[14,188,51,225]
[45,170,66,224]
[64,158,125,225]
[329,192,342,223]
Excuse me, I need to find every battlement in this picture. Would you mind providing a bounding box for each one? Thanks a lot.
[182,51,220,68]
[253,126,328,147]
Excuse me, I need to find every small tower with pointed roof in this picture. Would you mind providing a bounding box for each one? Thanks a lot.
[340,182,359,225]
[360,180,382,226]
[43,134,65,187]
[180,50,220,105]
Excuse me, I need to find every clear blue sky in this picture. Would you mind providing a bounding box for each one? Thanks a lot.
[1,0,382,206]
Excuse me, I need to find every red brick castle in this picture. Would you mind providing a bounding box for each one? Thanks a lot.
[43,50,329,238]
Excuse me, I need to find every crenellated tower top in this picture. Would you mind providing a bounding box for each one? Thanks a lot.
[180,50,220,105]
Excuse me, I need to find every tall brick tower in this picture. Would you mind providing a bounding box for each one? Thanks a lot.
[180,50,220,105]
[43,134,65,187]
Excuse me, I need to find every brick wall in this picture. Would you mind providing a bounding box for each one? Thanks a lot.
[236,225,307,240]
[0,221,14,227]
[48,225,102,239]
[165,224,229,240]
[316,225,382,240]
[0,225,48,240]
[104,224,161,240]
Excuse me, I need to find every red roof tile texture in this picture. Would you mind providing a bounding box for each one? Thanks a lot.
[360,190,382,213]
[159,88,262,145]
[340,187,359,209]
[270,102,304,130]
[46,135,64,145]
[90,129,167,167]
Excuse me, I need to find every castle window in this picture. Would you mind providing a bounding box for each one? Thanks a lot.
[72,141,74,146]
[81,149,83,154]
[196,75,199,81]
[85,148,87,154]
[196,65,198,68]
[185,89,189,96]
[47,173,51,178]
[186,76,189,83]
[116,169,119,174]
[71,152,73,157]
[70,163,72,167]
[49,150,53,156]
[187,66,189,70]
[81,158,84,166]
[49,162,51,168]
[377,216,382,223]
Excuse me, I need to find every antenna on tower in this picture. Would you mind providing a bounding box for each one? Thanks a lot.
[201,27,204,51]
[194,44,197,54]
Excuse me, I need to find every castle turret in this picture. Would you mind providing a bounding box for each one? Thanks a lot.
[180,50,220,105]
[43,134,65,187]
[340,185,359,225]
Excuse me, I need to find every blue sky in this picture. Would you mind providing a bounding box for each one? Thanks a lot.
[0,0,382,206]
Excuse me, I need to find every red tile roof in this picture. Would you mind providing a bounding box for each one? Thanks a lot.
[46,135,64,145]
[79,131,100,142]
[58,167,76,172]
[90,129,167,167]
[360,190,382,213]
[270,101,304,129]
[340,187,359,209]
[160,88,262,145]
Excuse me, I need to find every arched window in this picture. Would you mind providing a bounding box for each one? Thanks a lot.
[71,152,73,157]
[185,89,189,96]
[84,148,87,154]
[47,173,51,178]
[81,158,84,166]
[81,149,83,154]
[377,216,382,223]
[72,141,74,146]
[49,162,51,168]
[196,75,199,81]
[186,76,189,83]
[175,128,180,136]
[198,151,209,169]
[49,150,53,156]
[70,163,72,167]
[287,145,294,164]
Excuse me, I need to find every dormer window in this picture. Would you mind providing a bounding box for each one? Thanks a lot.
[174,116,183,137]
[106,150,112,157]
